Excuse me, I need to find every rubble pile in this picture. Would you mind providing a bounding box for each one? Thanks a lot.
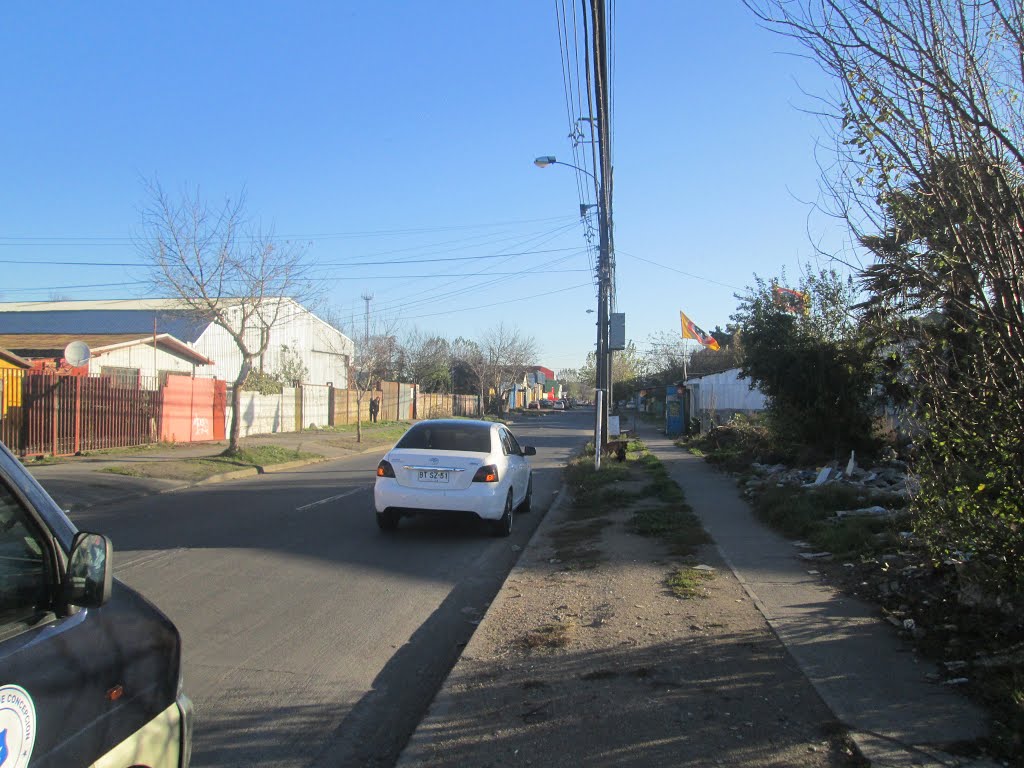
[703,443,1024,758]
[744,451,915,519]
[820,550,1024,697]
[735,452,1023,744]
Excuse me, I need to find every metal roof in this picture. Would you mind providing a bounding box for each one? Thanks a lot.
[0,333,214,365]
[0,309,210,342]
[0,346,31,368]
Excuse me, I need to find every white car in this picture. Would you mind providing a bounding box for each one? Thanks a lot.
[374,419,536,536]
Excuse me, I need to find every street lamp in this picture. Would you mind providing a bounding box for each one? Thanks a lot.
[533,155,595,179]
[534,153,611,467]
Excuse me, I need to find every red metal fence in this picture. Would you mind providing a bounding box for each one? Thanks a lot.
[0,370,226,456]
[20,373,161,456]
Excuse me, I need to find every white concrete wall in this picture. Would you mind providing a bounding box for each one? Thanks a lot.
[226,388,298,437]
[300,385,331,428]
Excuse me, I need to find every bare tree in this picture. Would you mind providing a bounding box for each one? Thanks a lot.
[140,180,313,454]
[451,337,488,416]
[399,328,453,393]
[453,324,537,415]
[350,313,402,442]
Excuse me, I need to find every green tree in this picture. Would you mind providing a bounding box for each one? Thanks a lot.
[732,267,877,460]
[861,166,1024,591]
[609,341,645,403]
[400,330,453,393]
[556,368,587,401]
[748,0,1024,589]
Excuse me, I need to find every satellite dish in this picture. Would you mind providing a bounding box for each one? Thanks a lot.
[64,340,91,367]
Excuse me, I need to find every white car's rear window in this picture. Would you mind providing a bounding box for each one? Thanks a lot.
[395,424,492,453]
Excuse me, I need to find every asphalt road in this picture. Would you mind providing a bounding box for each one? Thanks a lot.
[65,412,591,768]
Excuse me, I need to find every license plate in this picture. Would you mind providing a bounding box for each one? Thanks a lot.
[417,470,449,483]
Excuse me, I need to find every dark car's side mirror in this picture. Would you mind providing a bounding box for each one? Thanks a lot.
[65,531,113,608]
[522,446,537,456]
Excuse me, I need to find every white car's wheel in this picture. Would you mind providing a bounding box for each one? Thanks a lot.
[519,475,533,513]
[493,491,513,537]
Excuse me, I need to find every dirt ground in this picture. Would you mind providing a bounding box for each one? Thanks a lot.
[400,473,866,767]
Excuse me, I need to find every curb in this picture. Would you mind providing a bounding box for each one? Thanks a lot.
[195,467,260,484]
[256,457,329,474]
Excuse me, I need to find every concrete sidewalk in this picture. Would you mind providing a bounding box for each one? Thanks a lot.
[636,422,993,768]
[399,418,996,768]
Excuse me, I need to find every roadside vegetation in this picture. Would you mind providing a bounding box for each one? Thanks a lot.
[303,420,409,448]
[103,445,321,482]
[708,6,1024,758]
[666,566,716,600]
[550,439,712,592]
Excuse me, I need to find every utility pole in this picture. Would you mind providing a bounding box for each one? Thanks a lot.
[590,0,613,448]
[361,292,374,344]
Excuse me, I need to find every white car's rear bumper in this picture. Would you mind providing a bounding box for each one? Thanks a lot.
[374,479,508,520]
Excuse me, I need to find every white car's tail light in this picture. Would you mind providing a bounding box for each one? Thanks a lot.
[377,460,395,478]
[472,464,499,483]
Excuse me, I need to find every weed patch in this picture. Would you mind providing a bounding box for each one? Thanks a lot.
[549,519,612,570]
[630,504,710,556]
[667,566,716,599]
[564,445,712,558]
[753,484,901,558]
[683,415,787,469]
[565,455,635,520]
[223,445,318,465]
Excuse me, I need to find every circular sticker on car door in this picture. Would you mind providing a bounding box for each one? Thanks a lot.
[0,685,36,768]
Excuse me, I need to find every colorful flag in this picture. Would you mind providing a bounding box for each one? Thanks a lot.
[772,285,810,315]
[679,310,720,351]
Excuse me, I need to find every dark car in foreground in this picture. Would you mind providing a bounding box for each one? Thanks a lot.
[0,439,192,768]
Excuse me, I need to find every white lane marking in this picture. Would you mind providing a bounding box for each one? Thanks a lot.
[295,487,364,511]
[116,547,186,574]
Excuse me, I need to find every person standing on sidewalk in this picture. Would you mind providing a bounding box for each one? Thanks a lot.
[369,396,380,423]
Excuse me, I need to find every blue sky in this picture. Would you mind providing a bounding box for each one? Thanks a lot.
[0,2,849,372]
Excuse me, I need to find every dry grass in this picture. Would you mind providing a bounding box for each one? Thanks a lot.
[519,621,578,650]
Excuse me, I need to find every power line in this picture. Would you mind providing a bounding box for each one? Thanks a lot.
[0,245,583,270]
[0,214,579,245]
[396,282,592,322]
[616,249,744,290]
[329,224,589,318]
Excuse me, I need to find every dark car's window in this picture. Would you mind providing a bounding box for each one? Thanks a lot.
[0,481,52,627]
[395,424,493,453]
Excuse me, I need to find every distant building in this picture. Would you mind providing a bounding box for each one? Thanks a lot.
[528,365,555,380]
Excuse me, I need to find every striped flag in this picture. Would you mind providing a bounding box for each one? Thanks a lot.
[679,310,720,351]
[772,285,810,315]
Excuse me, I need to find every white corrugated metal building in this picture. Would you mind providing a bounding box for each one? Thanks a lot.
[0,298,353,388]
[685,367,768,431]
